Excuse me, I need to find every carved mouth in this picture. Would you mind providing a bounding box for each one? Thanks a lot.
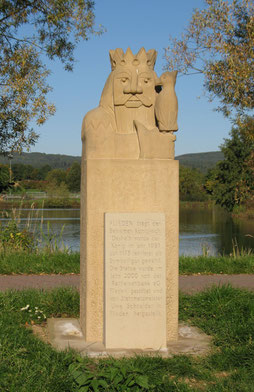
[124,95,143,108]
[125,99,142,108]
[128,95,140,101]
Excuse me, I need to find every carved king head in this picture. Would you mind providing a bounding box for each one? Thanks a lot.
[100,48,159,134]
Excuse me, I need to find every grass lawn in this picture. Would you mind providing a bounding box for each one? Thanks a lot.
[0,251,80,274]
[179,255,254,275]
[1,251,254,275]
[0,285,254,391]
[0,197,80,209]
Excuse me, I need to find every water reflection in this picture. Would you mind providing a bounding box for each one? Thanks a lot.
[1,207,254,255]
[180,206,254,255]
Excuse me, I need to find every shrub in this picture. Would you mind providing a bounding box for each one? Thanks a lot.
[0,220,35,251]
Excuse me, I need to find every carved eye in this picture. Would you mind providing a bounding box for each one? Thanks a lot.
[144,78,150,84]
[121,77,128,83]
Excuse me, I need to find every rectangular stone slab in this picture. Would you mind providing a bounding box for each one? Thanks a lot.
[105,212,166,349]
[80,159,179,344]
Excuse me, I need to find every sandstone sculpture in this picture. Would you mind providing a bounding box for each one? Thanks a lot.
[155,71,178,132]
[80,47,180,347]
[82,47,178,159]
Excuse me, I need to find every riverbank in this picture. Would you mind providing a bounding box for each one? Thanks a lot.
[232,206,254,220]
[1,199,214,210]
[1,197,254,222]
[1,251,254,275]
[0,197,80,209]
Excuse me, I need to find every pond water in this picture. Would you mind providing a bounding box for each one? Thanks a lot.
[1,206,254,255]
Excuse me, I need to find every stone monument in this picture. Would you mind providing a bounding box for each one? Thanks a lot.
[80,47,179,351]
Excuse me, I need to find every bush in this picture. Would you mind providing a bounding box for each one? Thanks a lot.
[0,221,35,251]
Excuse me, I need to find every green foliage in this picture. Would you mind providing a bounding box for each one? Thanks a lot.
[39,222,68,253]
[0,0,103,153]
[12,163,34,180]
[69,360,151,391]
[19,179,48,190]
[42,198,79,208]
[0,220,35,251]
[177,151,224,174]
[0,152,81,169]
[12,163,52,181]
[46,168,67,186]
[66,162,81,192]
[205,117,254,211]
[179,165,208,201]
[165,0,254,117]
[0,163,9,191]
[46,181,70,199]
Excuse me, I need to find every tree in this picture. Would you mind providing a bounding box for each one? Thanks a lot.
[46,168,66,186]
[0,163,9,191]
[164,0,254,117]
[12,163,34,180]
[0,0,103,154]
[38,164,52,180]
[66,161,81,192]
[179,165,208,201]
[205,117,254,211]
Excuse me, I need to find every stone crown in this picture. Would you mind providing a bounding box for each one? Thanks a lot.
[109,47,157,71]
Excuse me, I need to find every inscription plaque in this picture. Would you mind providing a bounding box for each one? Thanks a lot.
[105,213,166,349]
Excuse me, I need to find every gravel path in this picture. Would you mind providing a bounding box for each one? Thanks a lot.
[0,274,254,293]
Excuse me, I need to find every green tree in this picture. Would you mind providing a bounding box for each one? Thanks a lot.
[11,163,33,180]
[0,163,9,191]
[0,0,103,154]
[205,117,254,211]
[46,180,70,198]
[164,0,254,117]
[66,162,81,192]
[179,165,208,201]
[11,163,25,181]
[38,164,52,180]
[46,168,66,186]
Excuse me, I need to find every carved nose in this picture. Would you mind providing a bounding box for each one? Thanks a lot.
[124,77,143,94]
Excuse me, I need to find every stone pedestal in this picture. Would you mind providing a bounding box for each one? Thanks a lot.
[80,157,179,347]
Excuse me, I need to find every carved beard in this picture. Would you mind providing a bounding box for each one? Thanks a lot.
[114,104,156,134]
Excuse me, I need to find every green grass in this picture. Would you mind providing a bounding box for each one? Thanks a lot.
[179,255,254,275]
[0,285,254,391]
[0,197,80,209]
[0,251,80,274]
[1,251,254,275]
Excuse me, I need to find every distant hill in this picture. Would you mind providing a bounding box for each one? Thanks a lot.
[176,151,224,173]
[0,152,81,169]
[0,151,223,173]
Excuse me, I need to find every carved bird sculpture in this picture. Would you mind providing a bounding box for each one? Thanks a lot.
[155,71,178,132]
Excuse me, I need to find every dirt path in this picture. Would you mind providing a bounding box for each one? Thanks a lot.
[0,274,253,293]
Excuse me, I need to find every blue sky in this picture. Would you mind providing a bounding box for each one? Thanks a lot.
[30,0,233,157]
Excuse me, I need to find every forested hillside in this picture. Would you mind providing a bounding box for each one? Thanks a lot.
[0,152,81,169]
[176,151,224,173]
[0,151,223,172]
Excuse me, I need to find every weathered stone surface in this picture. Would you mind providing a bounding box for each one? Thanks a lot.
[105,213,166,349]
